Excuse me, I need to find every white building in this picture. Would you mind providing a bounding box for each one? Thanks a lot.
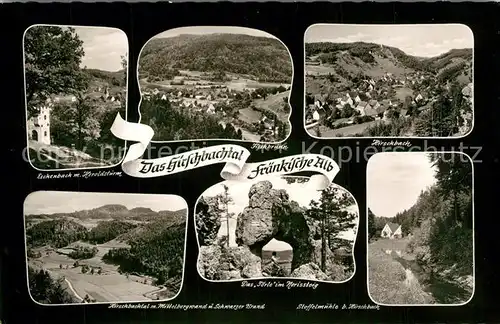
[27,100,52,145]
[381,223,402,239]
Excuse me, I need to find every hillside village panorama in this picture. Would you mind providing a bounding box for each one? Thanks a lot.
[140,78,290,142]
[306,61,473,137]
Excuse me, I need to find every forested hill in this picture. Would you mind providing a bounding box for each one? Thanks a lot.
[139,33,293,83]
[26,208,187,249]
[306,42,472,84]
[25,205,187,222]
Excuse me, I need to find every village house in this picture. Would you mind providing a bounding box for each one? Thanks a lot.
[340,95,354,107]
[261,116,275,130]
[206,104,216,114]
[364,104,379,118]
[368,99,380,110]
[346,91,361,103]
[261,238,293,276]
[381,223,402,239]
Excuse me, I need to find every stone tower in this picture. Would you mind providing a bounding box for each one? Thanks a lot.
[28,99,51,145]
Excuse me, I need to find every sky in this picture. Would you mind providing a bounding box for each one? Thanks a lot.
[201,177,358,246]
[152,26,278,40]
[24,191,187,215]
[367,152,437,218]
[305,24,473,57]
[70,26,128,72]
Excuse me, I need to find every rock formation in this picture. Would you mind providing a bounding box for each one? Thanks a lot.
[195,196,222,246]
[197,180,354,281]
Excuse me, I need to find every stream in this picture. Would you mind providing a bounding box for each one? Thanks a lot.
[389,250,471,304]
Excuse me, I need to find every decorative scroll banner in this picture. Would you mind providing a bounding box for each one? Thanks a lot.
[111,114,340,189]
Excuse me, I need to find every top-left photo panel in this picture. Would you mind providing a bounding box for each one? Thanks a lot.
[24,25,129,171]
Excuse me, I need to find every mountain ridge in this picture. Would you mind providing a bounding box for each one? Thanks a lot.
[25,204,187,221]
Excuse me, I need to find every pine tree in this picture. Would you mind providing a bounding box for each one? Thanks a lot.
[219,184,234,247]
[308,186,357,272]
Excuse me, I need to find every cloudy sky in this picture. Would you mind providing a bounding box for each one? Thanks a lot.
[305,24,473,57]
[367,152,437,218]
[152,26,278,40]
[24,191,187,215]
[201,177,358,246]
[71,26,128,72]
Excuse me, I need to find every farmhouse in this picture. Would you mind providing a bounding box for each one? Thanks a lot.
[261,238,293,276]
[381,223,402,239]
[355,101,372,116]
[368,100,380,110]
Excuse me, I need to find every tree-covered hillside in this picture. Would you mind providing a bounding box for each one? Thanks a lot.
[139,34,292,83]
[84,69,127,87]
[87,220,137,244]
[103,218,186,289]
[26,219,88,248]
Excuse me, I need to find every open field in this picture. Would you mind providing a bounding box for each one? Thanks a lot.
[306,64,337,76]
[141,73,288,92]
[240,129,261,142]
[370,238,410,253]
[313,120,379,137]
[56,268,155,302]
[253,90,290,121]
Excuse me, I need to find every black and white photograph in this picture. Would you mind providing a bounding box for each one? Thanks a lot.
[137,26,293,143]
[24,25,128,170]
[367,152,474,305]
[24,191,187,305]
[304,24,474,138]
[195,177,358,282]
